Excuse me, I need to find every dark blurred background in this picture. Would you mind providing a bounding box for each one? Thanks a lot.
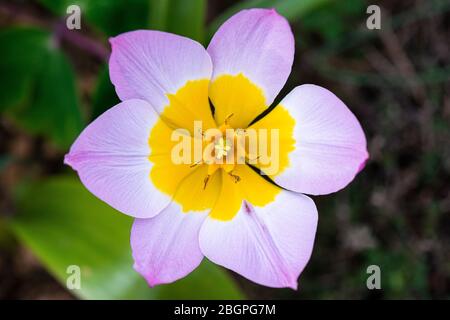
[0,0,449,299]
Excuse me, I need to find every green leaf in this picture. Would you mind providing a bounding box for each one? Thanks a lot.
[0,27,48,112]
[38,0,150,37]
[91,64,120,120]
[301,0,367,41]
[10,176,244,299]
[148,0,206,43]
[168,0,206,43]
[208,0,331,39]
[12,49,83,149]
[148,0,170,31]
[0,27,83,150]
[39,0,206,42]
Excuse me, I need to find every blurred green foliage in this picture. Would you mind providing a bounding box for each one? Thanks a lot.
[39,0,206,41]
[11,177,243,299]
[91,65,120,121]
[38,0,150,36]
[0,27,83,149]
[364,249,429,299]
[301,0,367,41]
[148,0,206,42]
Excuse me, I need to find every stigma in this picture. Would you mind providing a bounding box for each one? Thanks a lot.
[201,115,244,189]
[214,137,231,159]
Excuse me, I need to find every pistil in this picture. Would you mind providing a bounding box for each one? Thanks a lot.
[201,114,243,189]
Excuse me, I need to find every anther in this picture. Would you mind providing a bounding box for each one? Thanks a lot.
[228,172,241,183]
[190,159,203,167]
[224,113,234,125]
[203,175,210,189]
[247,155,261,162]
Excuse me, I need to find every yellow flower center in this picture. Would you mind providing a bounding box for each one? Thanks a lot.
[147,74,295,220]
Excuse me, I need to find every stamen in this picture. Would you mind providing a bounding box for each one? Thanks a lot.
[190,159,203,167]
[224,113,234,125]
[228,172,241,183]
[196,128,207,139]
[247,155,261,162]
[203,175,210,190]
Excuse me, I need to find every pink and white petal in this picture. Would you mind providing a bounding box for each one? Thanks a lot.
[207,8,294,106]
[131,203,208,286]
[65,99,170,219]
[275,84,369,195]
[109,30,212,112]
[199,190,318,289]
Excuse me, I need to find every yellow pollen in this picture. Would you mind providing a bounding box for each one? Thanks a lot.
[147,75,292,221]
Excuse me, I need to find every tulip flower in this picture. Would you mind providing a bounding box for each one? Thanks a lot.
[65,8,368,289]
